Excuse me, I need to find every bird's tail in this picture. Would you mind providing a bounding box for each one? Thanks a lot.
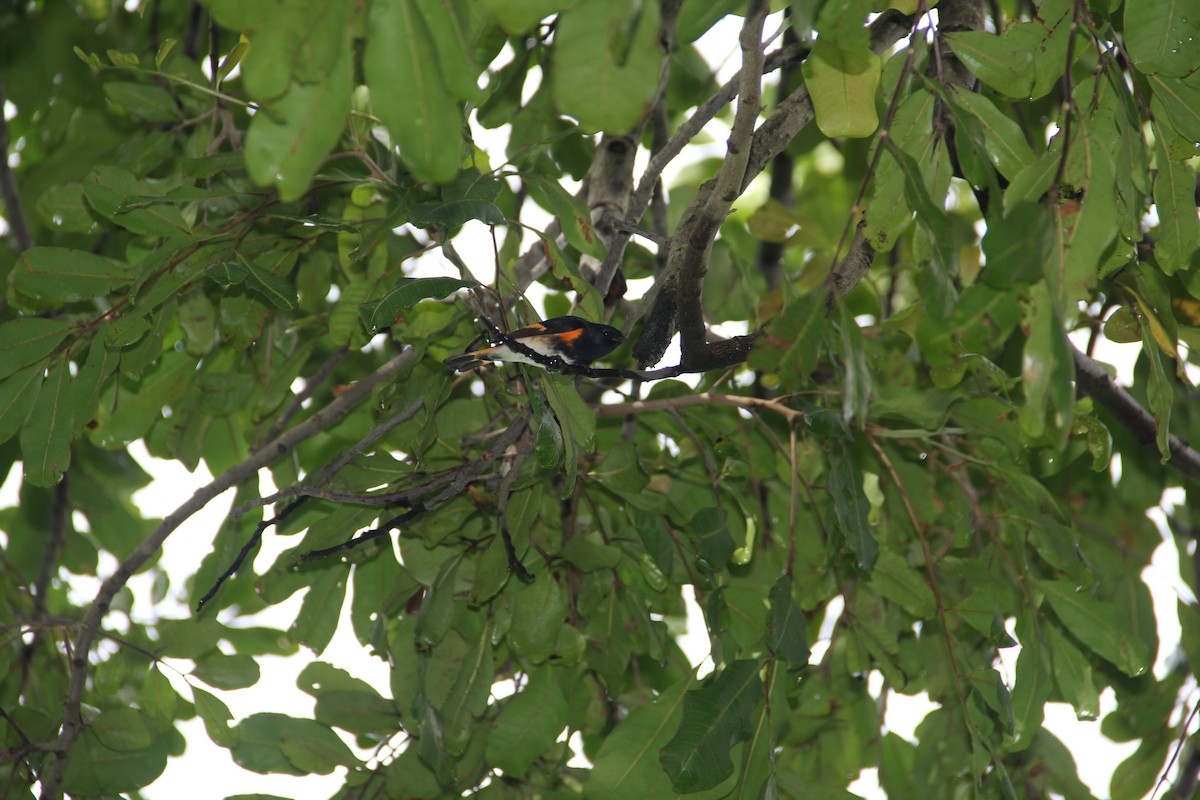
[443,349,491,372]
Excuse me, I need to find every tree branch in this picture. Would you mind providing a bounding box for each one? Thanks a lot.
[826,212,1200,485]
[0,80,35,256]
[633,0,770,370]
[196,394,427,611]
[1074,348,1200,482]
[598,390,806,424]
[300,408,532,561]
[39,346,416,800]
[594,41,810,297]
[633,9,914,368]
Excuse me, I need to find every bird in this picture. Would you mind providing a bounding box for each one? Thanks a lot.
[443,315,625,372]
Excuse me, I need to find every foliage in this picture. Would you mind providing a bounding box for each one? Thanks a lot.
[1,0,1199,799]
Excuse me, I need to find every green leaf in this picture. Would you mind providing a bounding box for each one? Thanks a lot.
[947,89,1035,180]
[553,0,664,134]
[1124,0,1200,77]
[83,165,191,237]
[533,394,565,471]
[479,0,578,32]
[588,440,648,495]
[660,659,763,793]
[92,708,155,751]
[62,729,168,795]
[366,0,463,183]
[299,662,399,736]
[509,571,566,663]
[37,183,98,234]
[102,81,181,122]
[413,0,481,102]
[1037,580,1150,677]
[192,652,262,690]
[245,42,353,201]
[238,254,299,310]
[1008,635,1049,751]
[525,175,605,257]
[870,551,935,618]
[487,666,568,777]
[409,199,506,228]
[1152,125,1199,275]
[944,30,1035,99]
[192,686,238,747]
[1019,281,1074,446]
[279,722,360,776]
[20,357,73,487]
[803,37,882,138]
[981,202,1056,288]
[768,577,809,667]
[1148,75,1200,143]
[239,1,354,98]
[233,713,355,776]
[0,364,45,445]
[359,277,476,333]
[0,318,72,381]
[287,568,347,655]
[691,506,735,575]
[543,374,596,495]
[537,233,605,321]
[829,450,877,571]
[416,556,460,648]
[1045,625,1099,721]
[586,675,693,797]
[882,139,957,317]
[91,351,195,448]
[438,625,494,756]
[1140,314,1173,462]
[206,261,249,287]
[1110,733,1170,800]
[747,289,826,380]
[561,531,622,571]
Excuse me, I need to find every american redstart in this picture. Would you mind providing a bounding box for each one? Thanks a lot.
[443,315,625,372]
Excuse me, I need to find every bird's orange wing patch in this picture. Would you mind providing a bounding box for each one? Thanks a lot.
[557,328,584,343]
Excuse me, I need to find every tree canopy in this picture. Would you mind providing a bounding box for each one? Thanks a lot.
[2,0,1200,798]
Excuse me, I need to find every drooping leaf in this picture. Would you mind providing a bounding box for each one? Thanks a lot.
[1124,0,1200,77]
[487,666,568,777]
[366,0,464,183]
[20,357,73,487]
[803,37,882,138]
[660,660,763,793]
[245,39,353,201]
[1037,580,1150,678]
[553,0,664,134]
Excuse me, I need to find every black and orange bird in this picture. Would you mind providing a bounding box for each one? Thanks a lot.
[443,315,625,372]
